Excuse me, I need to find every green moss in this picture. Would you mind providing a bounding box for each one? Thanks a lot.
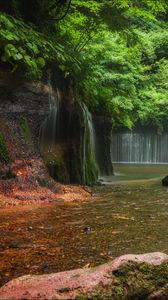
[75,262,168,300]
[0,131,11,163]
[20,118,32,143]
[85,154,99,186]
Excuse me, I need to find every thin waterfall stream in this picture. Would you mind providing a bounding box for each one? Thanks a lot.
[40,81,61,153]
[39,82,62,179]
[80,103,98,184]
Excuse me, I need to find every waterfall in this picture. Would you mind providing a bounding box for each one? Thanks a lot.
[111,132,168,163]
[80,103,98,184]
[39,82,61,178]
[40,81,61,152]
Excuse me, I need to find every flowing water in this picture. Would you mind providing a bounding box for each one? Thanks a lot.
[39,82,61,178]
[40,81,61,149]
[112,132,168,163]
[80,103,98,184]
[0,164,168,287]
[39,82,61,155]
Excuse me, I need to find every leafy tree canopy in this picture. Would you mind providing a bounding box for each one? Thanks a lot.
[0,0,168,130]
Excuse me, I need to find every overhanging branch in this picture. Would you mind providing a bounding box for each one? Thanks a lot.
[51,0,72,21]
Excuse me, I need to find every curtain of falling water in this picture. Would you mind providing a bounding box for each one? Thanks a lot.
[40,81,61,155]
[80,103,98,184]
[111,133,168,163]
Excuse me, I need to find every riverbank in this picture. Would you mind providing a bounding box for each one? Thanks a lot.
[0,181,91,208]
[0,157,91,208]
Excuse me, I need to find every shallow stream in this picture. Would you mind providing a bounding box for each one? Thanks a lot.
[0,164,168,286]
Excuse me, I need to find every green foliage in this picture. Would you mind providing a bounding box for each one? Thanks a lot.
[0,14,44,77]
[74,16,168,130]
[0,13,78,78]
[0,131,11,163]
[0,0,168,129]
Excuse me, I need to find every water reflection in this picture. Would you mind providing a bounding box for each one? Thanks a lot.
[100,163,168,183]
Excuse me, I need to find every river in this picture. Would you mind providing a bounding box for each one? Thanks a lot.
[0,163,168,287]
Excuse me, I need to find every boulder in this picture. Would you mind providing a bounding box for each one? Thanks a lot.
[0,252,167,300]
[162,176,168,186]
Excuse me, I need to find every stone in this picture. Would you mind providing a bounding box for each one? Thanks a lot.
[0,252,167,300]
[162,175,168,186]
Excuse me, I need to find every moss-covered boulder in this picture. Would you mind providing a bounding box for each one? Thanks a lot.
[0,252,167,300]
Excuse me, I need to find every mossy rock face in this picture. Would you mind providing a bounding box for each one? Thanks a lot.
[76,262,168,300]
[42,143,70,183]
[47,159,69,183]
[0,131,11,163]
[85,153,99,186]
[68,104,98,186]
[93,116,113,176]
